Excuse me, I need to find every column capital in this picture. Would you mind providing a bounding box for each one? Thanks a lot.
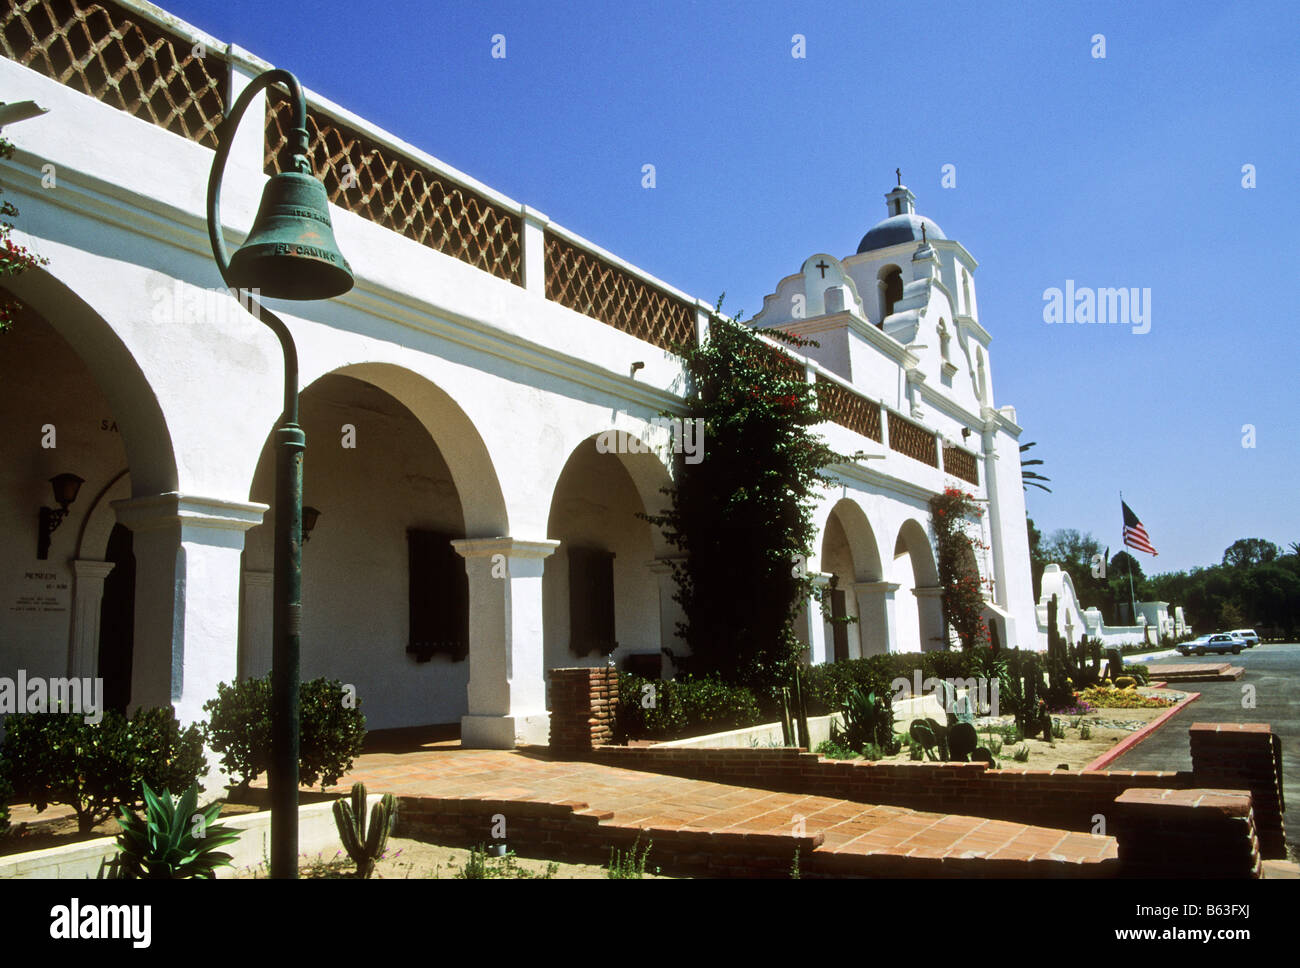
[111,492,267,535]
[71,558,116,581]
[913,585,945,599]
[854,580,900,595]
[807,570,833,588]
[451,536,560,560]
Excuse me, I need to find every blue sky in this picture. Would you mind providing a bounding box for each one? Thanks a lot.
[166,0,1300,575]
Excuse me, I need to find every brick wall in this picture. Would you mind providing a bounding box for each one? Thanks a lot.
[548,667,619,755]
[587,745,1189,834]
[1188,723,1286,859]
[1113,788,1263,878]
[586,721,1285,856]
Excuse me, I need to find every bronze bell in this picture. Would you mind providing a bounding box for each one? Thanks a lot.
[227,171,354,300]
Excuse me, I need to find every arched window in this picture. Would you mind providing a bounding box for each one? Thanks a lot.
[938,319,951,361]
[878,265,903,324]
[962,269,972,316]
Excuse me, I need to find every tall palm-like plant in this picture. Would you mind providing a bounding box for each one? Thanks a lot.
[1020,441,1052,493]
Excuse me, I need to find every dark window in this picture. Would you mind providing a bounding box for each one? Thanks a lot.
[407,529,469,662]
[883,267,903,320]
[831,587,849,662]
[568,546,617,657]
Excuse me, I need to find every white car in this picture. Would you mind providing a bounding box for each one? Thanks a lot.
[1229,629,1260,648]
[1177,633,1246,656]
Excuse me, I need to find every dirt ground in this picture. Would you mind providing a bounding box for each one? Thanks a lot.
[0,800,262,858]
[232,836,672,879]
[876,689,1188,770]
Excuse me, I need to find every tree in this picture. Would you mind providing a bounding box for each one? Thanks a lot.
[1,134,49,332]
[1019,441,1051,493]
[1222,538,1281,569]
[642,301,855,690]
[932,488,989,651]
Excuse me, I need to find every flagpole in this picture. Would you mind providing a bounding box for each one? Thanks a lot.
[1121,491,1137,625]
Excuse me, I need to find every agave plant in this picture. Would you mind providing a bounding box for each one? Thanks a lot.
[115,781,241,879]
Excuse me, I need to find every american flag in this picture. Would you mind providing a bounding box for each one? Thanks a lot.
[1122,500,1158,556]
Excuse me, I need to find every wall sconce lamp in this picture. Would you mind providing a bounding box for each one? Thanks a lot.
[630,361,645,377]
[961,427,972,440]
[37,472,84,559]
[301,506,321,543]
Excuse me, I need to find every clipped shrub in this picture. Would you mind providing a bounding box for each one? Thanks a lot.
[203,675,366,791]
[614,673,762,742]
[300,678,368,788]
[1126,664,1150,686]
[1114,676,1137,690]
[202,676,269,790]
[0,707,207,834]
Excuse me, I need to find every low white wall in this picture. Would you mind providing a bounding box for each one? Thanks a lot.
[654,691,950,750]
[0,795,379,879]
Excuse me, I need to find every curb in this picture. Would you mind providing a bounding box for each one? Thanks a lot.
[1083,688,1200,772]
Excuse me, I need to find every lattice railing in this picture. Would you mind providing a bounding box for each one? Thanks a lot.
[815,376,882,442]
[266,92,522,285]
[1,0,227,148]
[544,232,696,351]
[886,410,938,467]
[943,442,979,485]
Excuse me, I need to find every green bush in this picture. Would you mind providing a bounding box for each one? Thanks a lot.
[829,685,900,756]
[204,675,366,790]
[802,652,976,716]
[1126,664,1150,686]
[0,707,207,834]
[0,767,11,834]
[614,673,763,742]
[814,739,858,760]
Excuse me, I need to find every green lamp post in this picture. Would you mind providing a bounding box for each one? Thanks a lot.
[206,68,352,879]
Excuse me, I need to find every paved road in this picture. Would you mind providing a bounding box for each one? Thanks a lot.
[1114,642,1299,860]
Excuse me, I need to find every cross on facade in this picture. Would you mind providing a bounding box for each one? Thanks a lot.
[896,167,902,186]
[815,259,829,278]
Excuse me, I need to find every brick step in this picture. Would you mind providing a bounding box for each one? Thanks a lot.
[394,793,1116,879]
[1146,663,1244,682]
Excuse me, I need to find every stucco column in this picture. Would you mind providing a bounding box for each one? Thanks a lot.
[67,559,115,680]
[853,580,899,656]
[799,571,832,665]
[646,557,686,676]
[913,585,947,651]
[452,536,559,749]
[111,493,266,724]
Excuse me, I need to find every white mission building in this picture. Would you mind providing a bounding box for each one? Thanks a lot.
[1,0,1043,748]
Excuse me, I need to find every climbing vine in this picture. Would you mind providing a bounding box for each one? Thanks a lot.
[1,134,48,332]
[642,300,858,690]
[930,486,990,651]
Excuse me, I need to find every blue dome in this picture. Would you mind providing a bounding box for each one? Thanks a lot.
[856,214,945,254]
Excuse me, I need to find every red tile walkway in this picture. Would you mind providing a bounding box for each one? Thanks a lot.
[284,745,1118,876]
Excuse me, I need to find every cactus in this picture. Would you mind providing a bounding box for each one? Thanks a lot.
[779,687,794,747]
[333,782,396,879]
[971,747,996,766]
[948,721,978,760]
[793,666,812,751]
